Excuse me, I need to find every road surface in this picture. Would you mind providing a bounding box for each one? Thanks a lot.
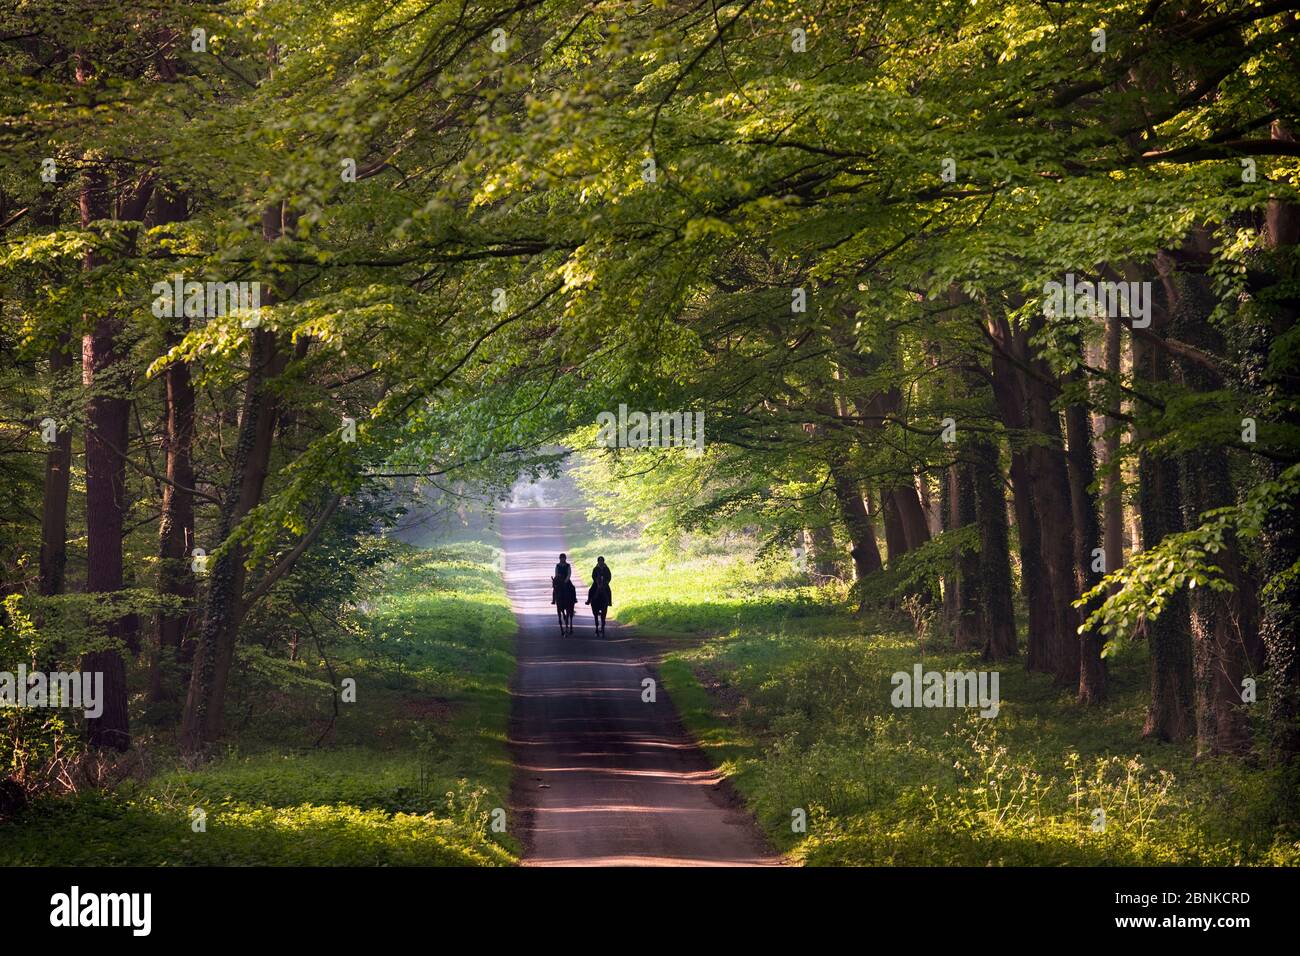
[503,506,779,866]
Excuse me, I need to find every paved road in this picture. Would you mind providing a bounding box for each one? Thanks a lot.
[503,506,779,866]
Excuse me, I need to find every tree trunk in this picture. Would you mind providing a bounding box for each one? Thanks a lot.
[916,475,942,537]
[1132,294,1195,743]
[1256,121,1300,762]
[1101,315,1125,578]
[1065,370,1107,704]
[832,347,929,578]
[813,392,874,581]
[1007,315,1081,684]
[1137,444,1195,742]
[80,162,133,750]
[149,323,197,702]
[148,192,196,704]
[939,465,960,628]
[988,312,1053,671]
[182,204,287,749]
[1157,250,1259,754]
[1182,451,1255,755]
[971,436,1018,660]
[893,484,932,553]
[952,459,982,650]
[881,488,908,564]
[830,467,882,581]
[807,523,838,578]
[868,386,932,557]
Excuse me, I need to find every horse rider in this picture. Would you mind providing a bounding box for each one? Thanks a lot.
[586,556,611,605]
[552,553,571,606]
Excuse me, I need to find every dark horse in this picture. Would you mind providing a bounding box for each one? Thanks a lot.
[586,581,611,637]
[552,576,577,636]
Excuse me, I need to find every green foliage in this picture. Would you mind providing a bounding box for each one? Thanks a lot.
[610,525,1299,865]
[1,0,1298,867]
[1078,464,1300,651]
[3,789,512,866]
[856,526,979,608]
[0,541,519,865]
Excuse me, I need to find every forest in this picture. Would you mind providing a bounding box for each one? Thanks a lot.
[1,0,1298,875]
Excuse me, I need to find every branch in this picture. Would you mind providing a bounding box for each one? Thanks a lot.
[1141,138,1300,164]
[238,494,342,618]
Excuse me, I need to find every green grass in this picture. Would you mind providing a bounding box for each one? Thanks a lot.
[565,511,1300,866]
[560,509,836,635]
[0,541,519,866]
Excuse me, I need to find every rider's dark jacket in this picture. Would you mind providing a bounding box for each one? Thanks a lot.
[587,562,612,608]
[552,561,573,606]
